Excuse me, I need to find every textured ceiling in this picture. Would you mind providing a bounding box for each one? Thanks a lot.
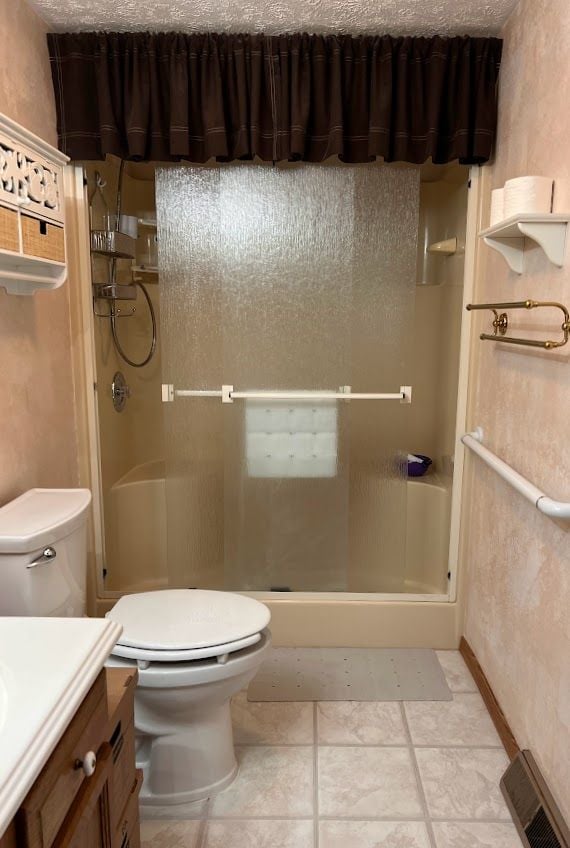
[29,0,518,35]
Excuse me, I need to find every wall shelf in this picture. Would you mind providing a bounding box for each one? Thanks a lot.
[480,213,569,274]
[0,112,69,295]
[91,229,136,259]
[0,247,66,295]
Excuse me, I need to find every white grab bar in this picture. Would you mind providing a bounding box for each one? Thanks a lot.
[461,428,570,520]
[162,384,412,404]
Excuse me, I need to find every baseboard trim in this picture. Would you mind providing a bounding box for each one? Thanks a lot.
[459,636,520,760]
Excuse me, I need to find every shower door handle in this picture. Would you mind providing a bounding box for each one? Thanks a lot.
[162,384,412,403]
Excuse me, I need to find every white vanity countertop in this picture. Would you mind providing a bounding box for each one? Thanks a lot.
[0,616,122,838]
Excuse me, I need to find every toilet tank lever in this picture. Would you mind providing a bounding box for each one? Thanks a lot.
[27,546,57,568]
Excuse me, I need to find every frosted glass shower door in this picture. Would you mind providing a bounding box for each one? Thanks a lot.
[157,164,419,592]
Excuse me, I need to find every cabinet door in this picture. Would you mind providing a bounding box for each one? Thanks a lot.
[52,743,113,848]
[18,672,108,848]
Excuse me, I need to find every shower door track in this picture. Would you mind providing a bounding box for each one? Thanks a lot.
[161,384,412,403]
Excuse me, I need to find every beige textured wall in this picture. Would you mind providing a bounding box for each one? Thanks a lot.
[0,0,79,504]
[463,0,570,821]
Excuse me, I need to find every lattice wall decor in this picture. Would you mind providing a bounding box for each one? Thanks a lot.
[0,113,69,294]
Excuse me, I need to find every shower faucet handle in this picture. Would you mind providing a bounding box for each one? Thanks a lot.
[111,371,130,412]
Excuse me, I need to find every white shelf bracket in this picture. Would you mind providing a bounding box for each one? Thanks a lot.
[517,221,568,267]
[483,235,524,274]
[480,214,569,274]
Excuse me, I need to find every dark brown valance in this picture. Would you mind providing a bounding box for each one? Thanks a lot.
[48,32,502,165]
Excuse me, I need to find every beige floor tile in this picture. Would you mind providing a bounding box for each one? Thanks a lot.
[203,819,314,847]
[317,701,407,745]
[140,820,202,848]
[415,748,512,820]
[432,821,522,847]
[404,694,502,746]
[319,820,430,848]
[232,692,314,744]
[210,746,314,818]
[139,800,206,820]
[436,651,477,693]
[318,746,423,818]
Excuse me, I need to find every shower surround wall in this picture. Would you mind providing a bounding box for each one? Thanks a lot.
[463,0,570,822]
[413,177,468,473]
[87,161,164,591]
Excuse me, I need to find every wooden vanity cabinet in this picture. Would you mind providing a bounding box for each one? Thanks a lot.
[2,669,141,848]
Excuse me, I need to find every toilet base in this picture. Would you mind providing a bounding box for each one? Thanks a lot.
[139,758,238,806]
[136,699,239,804]
[108,627,272,806]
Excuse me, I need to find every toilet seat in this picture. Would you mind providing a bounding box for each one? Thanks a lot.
[111,631,262,665]
[108,629,272,688]
[106,588,271,666]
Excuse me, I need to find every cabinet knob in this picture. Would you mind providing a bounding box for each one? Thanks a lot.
[75,750,97,777]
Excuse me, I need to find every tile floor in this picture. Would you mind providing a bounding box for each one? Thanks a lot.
[140,651,521,848]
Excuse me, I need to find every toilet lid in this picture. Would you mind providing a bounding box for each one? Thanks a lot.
[107,589,271,652]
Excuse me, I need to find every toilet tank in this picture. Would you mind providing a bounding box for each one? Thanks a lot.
[0,489,92,616]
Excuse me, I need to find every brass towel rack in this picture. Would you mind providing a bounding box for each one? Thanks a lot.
[466,299,570,349]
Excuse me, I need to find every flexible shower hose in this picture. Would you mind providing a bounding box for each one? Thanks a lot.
[110,280,157,368]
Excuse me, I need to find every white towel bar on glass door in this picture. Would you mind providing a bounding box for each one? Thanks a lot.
[461,428,570,520]
[161,384,412,404]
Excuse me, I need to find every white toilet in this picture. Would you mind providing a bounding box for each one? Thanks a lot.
[106,589,271,804]
[0,487,271,805]
[0,488,92,616]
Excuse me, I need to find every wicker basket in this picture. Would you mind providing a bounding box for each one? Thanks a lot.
[21,214,65,263]
[0,206,19,253]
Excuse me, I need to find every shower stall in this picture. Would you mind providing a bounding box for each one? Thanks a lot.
[76,157,474,645]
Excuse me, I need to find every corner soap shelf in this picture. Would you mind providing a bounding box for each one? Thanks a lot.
[479,213,569,274]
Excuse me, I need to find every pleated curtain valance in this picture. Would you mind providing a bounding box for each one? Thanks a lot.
[47,32,502,165]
